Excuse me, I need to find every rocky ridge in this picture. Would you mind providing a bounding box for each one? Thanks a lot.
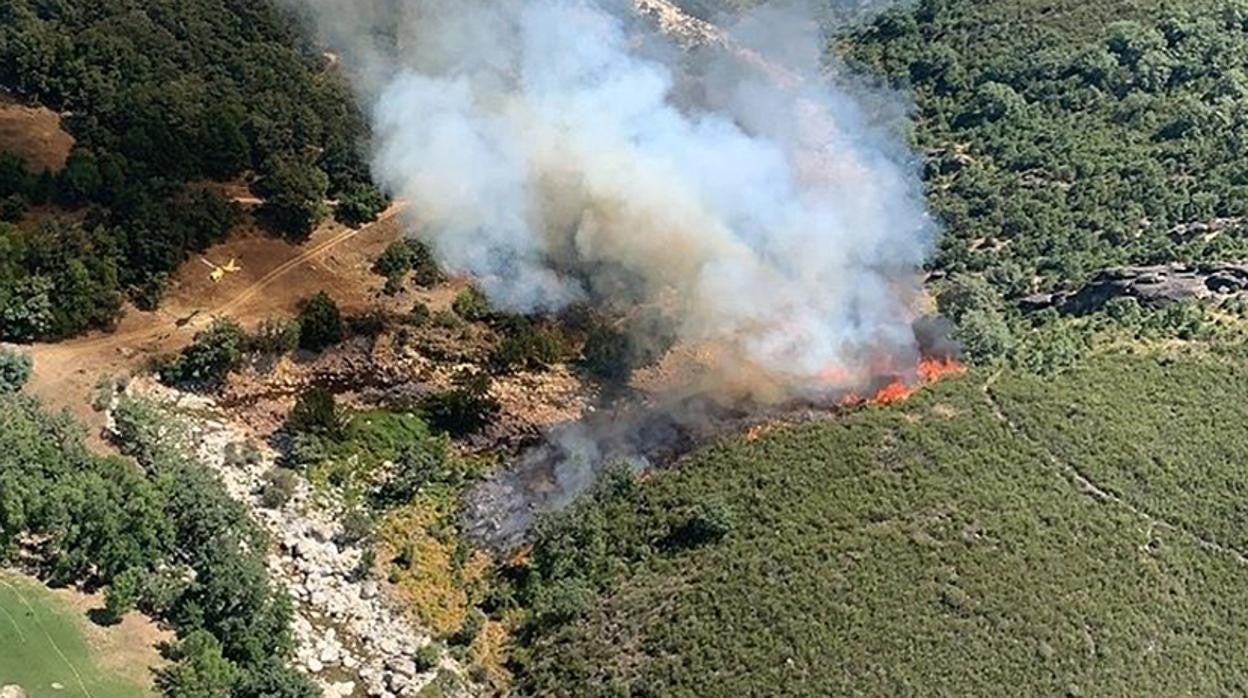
[1020,262,1248,314]
[112,380,466,698]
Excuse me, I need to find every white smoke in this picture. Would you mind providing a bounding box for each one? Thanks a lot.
[304,0,934,389]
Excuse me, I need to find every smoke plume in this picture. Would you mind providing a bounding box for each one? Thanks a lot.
[299,0,934,395]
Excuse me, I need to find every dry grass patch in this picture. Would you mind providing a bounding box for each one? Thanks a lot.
[0,93,73,172]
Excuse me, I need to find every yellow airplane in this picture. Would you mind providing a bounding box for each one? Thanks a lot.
[201,257,242,283]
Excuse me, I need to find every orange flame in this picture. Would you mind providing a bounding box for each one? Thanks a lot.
[870,379,913,405]
[830,356,965,408]
[917,356,966,383]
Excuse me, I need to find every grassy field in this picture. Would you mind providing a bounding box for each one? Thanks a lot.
[511,350,1248,696]
[0,573,152,698]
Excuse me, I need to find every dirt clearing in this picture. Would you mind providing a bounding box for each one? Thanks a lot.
[25,207,405,433]
[0,93,73,172]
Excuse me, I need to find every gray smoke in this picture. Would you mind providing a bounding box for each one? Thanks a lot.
[301,0,933,393]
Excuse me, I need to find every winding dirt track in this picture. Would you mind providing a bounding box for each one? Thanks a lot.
[63,203,404,355]
[25,203,406,429]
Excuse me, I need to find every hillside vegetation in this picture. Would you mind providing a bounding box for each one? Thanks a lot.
[503,352,1248,695]
[850,0,1248,292]
[0,0,382,341]
[0,572,153,697]
[0,392,317,696]
[833,0,1248,371]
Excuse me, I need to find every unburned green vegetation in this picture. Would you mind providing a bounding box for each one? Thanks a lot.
[0,0,386,341]
[500,352,1248,696]
[836,0,1248,365]
[0,572,151,697]
[0,392,316,696]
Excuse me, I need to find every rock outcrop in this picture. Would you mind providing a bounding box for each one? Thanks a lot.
[1019,263,1248,314]
[113,381,465,698]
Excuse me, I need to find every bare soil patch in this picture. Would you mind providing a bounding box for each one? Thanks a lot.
[0,93,73,172]
[24,207,405,434]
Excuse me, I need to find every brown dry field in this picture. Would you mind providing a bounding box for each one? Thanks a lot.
[0,93,73,172]
[25,205,406,437]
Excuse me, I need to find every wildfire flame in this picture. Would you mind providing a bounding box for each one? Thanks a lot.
[836,356,966,408]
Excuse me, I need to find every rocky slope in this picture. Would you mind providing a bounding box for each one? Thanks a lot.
[110,380,466,698]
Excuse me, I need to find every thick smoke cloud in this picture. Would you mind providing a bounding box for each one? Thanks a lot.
[301,0,934,393]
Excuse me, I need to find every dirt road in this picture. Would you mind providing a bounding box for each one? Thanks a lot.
[25,204,407,429]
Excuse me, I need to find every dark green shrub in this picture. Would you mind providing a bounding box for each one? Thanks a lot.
[346,310,387,338]
[297,292,343,352]
[340,509,373,544]
[581,323,630,381]
[422,371,500,437]
[248,318,300,356]
[0,346,32,393]
[286,387,346,441]
[103,567,144,624]
[158,317,246,390]
[259,469,298,509]
[491,319,572,373]
[337,183,388,227]
[414,642,443,672]
[408,302,432,327]
[452,287,491,321]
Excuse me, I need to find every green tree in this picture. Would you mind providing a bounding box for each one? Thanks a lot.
[159,317,247,390]
[201,104,252,179]
[452,286,492,321]
[55,149,102,205]
[422,371,500,437]
[936,274,1003,324]
[337,183,388,227]
[255,156,329,239]
[103,567,144,624]
[0,151,31,199]
[581,323,630,381]
[955,308,1015,363]
[286,387,345,441]
[373,240,414,295]
[297,292,343,352]
[233,659,320,698]
[159,630,237,698]
[0,346,32,392]
[1,275,56,341]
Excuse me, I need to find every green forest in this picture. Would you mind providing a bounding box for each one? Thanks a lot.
[849,0,1248,289]
[0,0,383,342]
[0,390,317,696]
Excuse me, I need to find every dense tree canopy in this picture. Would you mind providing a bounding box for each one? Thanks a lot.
[0,0,383,339]
[0,391,309,695]
[847,0,1248,297]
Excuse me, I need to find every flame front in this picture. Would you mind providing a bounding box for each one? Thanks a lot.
[829,356,965,408]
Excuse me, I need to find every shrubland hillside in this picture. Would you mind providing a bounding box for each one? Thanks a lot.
[849,0,1248,289]
[806,0,1248,375]
[503,352,1248,696]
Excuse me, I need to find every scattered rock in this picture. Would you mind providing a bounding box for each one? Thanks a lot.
[1021,262,1248,315]
[320,643,342,666]
[1,685,26,698]
[112,380,459,697]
